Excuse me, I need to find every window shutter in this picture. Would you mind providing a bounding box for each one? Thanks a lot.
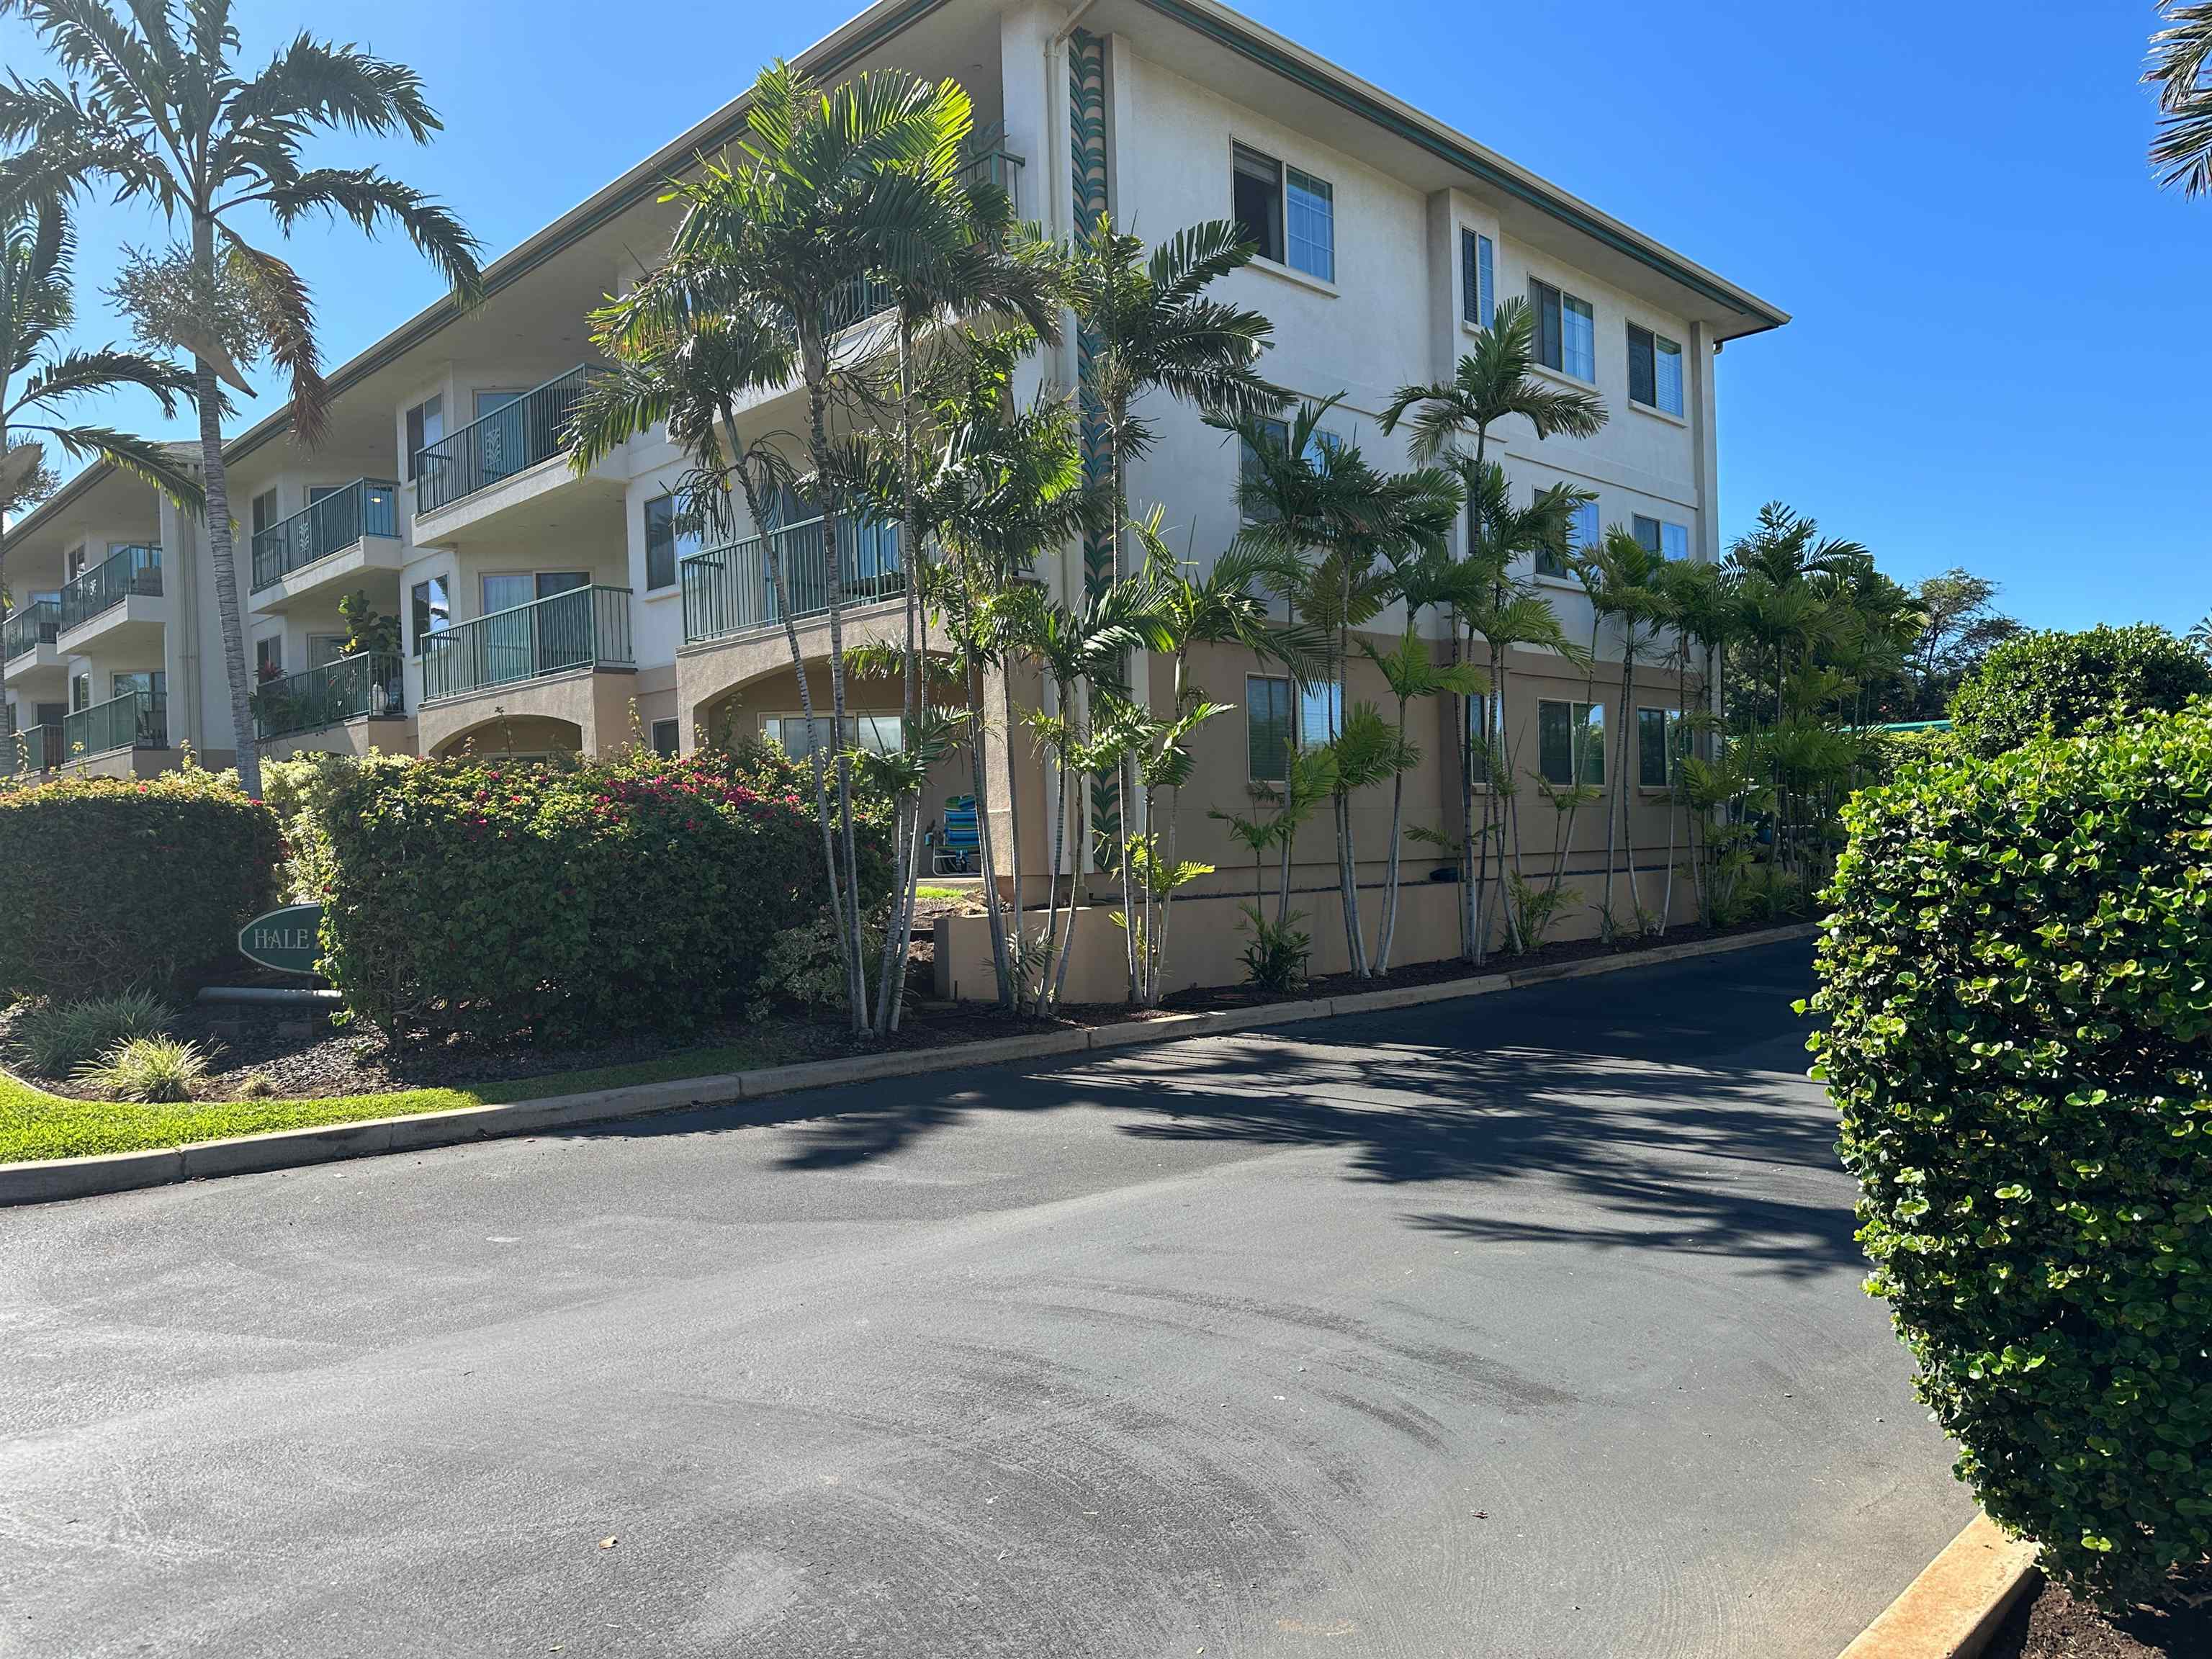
[1532,281,1563,369]
[1627,325,1656,407]
[1478,235,1495,326]
[1461,230,1478,325]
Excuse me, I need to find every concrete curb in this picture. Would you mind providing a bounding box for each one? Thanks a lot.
[1836,1514,2040,1659]
[0,922,1817,1208]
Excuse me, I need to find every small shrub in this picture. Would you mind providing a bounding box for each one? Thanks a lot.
[752,909,889,1015]
[74,1035,212,1103]
[234,1071,278,1100]
[315,750,891,1045]
[1809,710,2212,1608]
[1506,873,1578,950]
[0,770,282,999]
[1237,905,1310,992]
[13,989,174,1076]
[1947,624,2212,758]
[1714,863,1809,926]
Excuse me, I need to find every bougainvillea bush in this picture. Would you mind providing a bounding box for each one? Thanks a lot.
[1809,712,2212,1607]
[316,750,886,1044]
[0,770,282,998]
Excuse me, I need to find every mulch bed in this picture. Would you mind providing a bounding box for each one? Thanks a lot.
[1985,1575,2212,1659]
[4,917,1803,1104]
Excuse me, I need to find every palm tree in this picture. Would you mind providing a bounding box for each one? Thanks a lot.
[1359,626,1483,973]
[597,60,989,1033]
[1378,298,1604,956]
[1425,459,1587,961]
[2148,2,2212,196]
[1576,526,1673,940]
[1223,398,1461,978]
[0,0,485,797]
[1062,213,1282,996]
[2,194,199,605]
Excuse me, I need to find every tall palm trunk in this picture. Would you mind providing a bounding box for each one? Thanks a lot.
[1375,688,1410,974]
[802,350,869,1034]
[874,320,927,1034]
[966,657,1011,1006]
[765,495,851,1002]
[192,215,258,797]
[1109,444,1139,1003]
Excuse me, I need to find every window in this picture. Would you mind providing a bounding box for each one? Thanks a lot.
[1537,698,1604,787]
[1233,145,1335,282]
[1530,279,1596,382]
[410,575,450,655]
[1231,143,1285,264]
[1460,229,1495,328]
[1246,673,1293,781]
[651,718,680,758]
[482,571,586,616]
[1538,494,1601,579]
[643,493,700,593]
[1299,680,1341,749]
[1627,325,1684,416]
[307,634,347,670]
[1631,515,1690,561]
[404,394,444,481]
[250,488,279,538]
[474,388,523,421]
[763,713,903,759]
[112,670,163,701]
[66,545,86,580]
[70,672,89,712]
[1639,706,1683,788]
[1285,167,1334,282]
[1244,674,1340,781]
[1238,415,1290,522]
[255,636,283,677]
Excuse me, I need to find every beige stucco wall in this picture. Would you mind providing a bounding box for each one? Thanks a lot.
[419,667,640,760]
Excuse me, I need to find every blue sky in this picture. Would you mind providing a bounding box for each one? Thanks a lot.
[6,0,2206,632]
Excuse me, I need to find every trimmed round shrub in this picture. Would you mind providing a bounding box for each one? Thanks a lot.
[1809,712,2212,1607]
[315,750,889,1044]
[1947,624,2212,758]
[0,771,283,999]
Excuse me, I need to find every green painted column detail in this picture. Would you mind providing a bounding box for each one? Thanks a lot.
[1068,27,1120,867]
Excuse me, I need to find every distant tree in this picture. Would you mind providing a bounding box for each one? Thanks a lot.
[1902,567,2020,717]
[2146,1,2212,196]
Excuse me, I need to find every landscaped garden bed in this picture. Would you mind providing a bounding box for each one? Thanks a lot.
[1985,1573,2212,1659]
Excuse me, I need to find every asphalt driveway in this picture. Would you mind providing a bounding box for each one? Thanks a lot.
[0,939,1970,1658]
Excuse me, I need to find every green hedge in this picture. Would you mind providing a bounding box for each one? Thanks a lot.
[1810,713,2212,1606]
[1947,624,2212,758]
[0,770,282,999]
[315,750,886,1044]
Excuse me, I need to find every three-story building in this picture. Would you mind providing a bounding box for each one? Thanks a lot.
[0,0,1784,989]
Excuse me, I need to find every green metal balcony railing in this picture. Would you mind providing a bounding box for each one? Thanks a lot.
[59,544,161,632]
[420,584,633,703]
[414,366,603,516]
[964,144,1023,215]
[252,652,406,742]
[3,598,60,662]
[680,515,903,647]
[251,479,400,590]
[0,722,62,775]
[63,688,166,761]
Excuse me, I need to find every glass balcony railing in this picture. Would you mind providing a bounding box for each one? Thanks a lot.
[3,598,60,662]
[415,366,603,516]
[680,515,904,647]
[63,688,166,761]
[252,652,406,742]
[420,585,634,703]
[0,723,62,776]
[251,479,400,591]
[59,544,161,632]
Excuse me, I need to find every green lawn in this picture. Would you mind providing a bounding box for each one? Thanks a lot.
[0,1028,828,1164]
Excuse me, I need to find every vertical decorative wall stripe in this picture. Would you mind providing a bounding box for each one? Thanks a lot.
[1068,26,1120,866]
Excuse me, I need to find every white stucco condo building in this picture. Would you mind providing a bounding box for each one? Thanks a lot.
[0,0,1785,994]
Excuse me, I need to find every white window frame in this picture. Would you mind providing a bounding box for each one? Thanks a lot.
[1627,323,1686,418]
[1537,698,1605,788]
[1231,141,1336,285]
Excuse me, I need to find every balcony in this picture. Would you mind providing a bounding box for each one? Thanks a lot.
[253,652,407,743]
[60,544,161,629]
[421,584,634,704]
[251,479,402,599]
[3,598,60,671]
[63,688,166,763]
[415,366,602,518]
[680,516,904,647]
[0,723,62,777]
